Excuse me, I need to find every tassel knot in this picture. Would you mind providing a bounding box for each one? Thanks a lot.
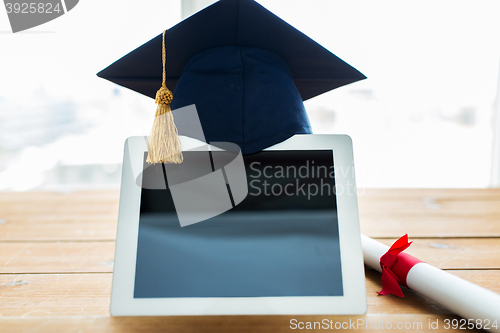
[155,85,173,106]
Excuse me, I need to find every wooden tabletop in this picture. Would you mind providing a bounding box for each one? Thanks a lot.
[0,189,499,332]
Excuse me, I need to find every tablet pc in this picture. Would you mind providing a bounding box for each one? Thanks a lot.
[111,134,366,315]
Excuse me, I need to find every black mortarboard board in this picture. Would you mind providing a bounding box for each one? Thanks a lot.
[97,0,366,154]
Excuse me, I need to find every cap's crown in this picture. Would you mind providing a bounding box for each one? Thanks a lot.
[171,46,312,154]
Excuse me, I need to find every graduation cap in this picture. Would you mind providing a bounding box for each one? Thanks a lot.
[97,0,366,160]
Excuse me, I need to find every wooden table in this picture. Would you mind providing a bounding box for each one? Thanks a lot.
[0,189,499,332]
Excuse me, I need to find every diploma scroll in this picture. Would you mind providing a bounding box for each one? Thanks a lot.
[362,234,500,332]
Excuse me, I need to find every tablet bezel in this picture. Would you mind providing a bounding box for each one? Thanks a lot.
[111,134,366,316]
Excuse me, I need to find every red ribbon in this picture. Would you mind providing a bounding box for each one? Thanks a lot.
[378,234,424,297]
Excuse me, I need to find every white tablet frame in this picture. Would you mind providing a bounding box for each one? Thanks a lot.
[111,134,366,316]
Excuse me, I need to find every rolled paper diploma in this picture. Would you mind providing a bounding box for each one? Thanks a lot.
[362,234,500,332]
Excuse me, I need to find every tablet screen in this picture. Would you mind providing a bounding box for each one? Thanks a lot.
[134,150,343,298]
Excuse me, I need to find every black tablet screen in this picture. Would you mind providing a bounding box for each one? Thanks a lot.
[134,150,343,298]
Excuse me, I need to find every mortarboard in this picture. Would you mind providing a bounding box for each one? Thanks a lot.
[97,0,366,157]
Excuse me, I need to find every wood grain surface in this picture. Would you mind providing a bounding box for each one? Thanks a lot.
[1,239,500,274]
[0,189,499,332]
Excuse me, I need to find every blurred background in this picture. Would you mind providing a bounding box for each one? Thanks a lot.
[0,0,499,191]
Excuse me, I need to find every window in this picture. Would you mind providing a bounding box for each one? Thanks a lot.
[1,0,499,190]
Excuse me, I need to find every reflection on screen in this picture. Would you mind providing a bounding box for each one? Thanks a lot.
[134,150,343,298]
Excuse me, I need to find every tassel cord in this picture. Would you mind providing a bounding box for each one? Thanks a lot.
[146,29,183,164]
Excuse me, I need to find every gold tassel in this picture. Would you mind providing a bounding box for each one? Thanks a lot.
[146,30,183,164]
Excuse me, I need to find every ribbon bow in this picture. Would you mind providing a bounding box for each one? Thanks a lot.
[378,234,422,297]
